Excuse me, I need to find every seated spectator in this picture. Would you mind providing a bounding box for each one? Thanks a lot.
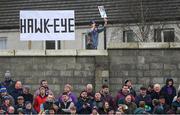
[1,96,12,112]
[172,93,180,113]
[159,95,170,113]
[10,80,23,104]
[34,86,47,113]
[0,87,14,106]
[86,84,95,100]
[7,106,15,114]
[152,99,164,114]
[160,78,176,105]
[40,94,56,112]
[70,106,77,115]
[118,94,137,114]
[99,101,112,114]
[76,90,92,114]
[90,106,99,115]
[59,92,74,114]
[124,80,136,97]
[24,101,37,114]
[34,80,53,98]
[22,86,33,103]
[151,84,161,100]
[92,92,104,112]
[1,70,15,94]
[147,84,154,95]
[135,86,152,108]
[134,101,148,114]
[14,96,25,114]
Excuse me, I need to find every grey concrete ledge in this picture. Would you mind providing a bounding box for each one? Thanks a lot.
[108,42,180,49]
[15,50,45,56]
[46,50,76,56]
[108,42,138,49]
[77,50,108,56]
[0,50,14,56]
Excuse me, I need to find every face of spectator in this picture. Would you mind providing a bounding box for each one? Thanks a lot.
[15,81,22,89]
[81,91,87,99]
[49,109,55,115]
[64,86,71,93]
[86,85,93,93]
[26,103,32,110]
[17,97,24,105]
[95,92,101,101]
[140,89,147,96]
[91,108,98,115]
[46,94,54,102]
[4,99,10,105]
[154,85,161,93]
[8,106,15,114]
[159,98,165,104]
[103,88,109,94]
[39,87,46,95]
[104,102,109,109]
[122,86,129,94]
[62,95,69,102]
[125,95,132,103]
[23,87,30,94]
[168,81,173,86]
[42,81,48,87]
[177,97,180,102]
[126,81,132,87]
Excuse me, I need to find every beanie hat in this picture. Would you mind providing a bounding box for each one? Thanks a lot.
[0,87,7,93]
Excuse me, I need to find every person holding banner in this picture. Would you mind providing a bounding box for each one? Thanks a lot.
[87,18,108,49]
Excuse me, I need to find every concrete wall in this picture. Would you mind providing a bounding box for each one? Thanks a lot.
[0,43,180,97]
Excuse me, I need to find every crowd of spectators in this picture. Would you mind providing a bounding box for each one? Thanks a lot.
[0,70,180,115]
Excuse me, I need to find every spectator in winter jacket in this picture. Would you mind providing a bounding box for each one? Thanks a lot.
[0,87,14,106]
[1,70,15,94]
[1,96,11,112]
[159,95,170,113]
[135,86,152,108]
[151,84,161,100]
[134,101,148,114]
[100,84,114,109]
[160,78,176,105]
[115,85,131,107]
[92,92,104,112]
[14,96,25,113]
[172,93,180,113]
[86,84,95,100]
[24,101,37,114]
[76,90,92,114]
[152,99,164,114]
[59,84,77,104]
[9,80,23,104]
[22,86,33,104]
[34,86,47,113]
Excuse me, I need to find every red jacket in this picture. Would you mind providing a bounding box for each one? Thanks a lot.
[33,95,47,113]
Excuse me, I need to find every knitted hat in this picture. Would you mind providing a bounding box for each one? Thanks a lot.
[0,87,7,93]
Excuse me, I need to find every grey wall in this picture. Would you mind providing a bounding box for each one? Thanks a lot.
[0,47,180,97]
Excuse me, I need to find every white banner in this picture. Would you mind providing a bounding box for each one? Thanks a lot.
[20,10,75,41]
[98,6,107,18]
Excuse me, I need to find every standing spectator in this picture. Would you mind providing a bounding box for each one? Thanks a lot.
[1,70,15,94]
[76,90,92,114]
[0,87,14,106]
[87,18,107,49]
[24,101,37,114]
[86,84,95,100]
[22,86,33,103]
[34,80,53,98]
[34,86,47,113]
[135,87,152,108]
[14,96,25,114]
[59,84,77,104]
[160,78,176,105]
[10,80,23,104]
[100,84,114,109]
[151,84,161,100]
[115,85,131,107]
[124,80,136,97]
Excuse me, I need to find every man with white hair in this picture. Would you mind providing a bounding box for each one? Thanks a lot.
[86,84,95,100]
[1,70,15,94]
[151,84,161,100]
